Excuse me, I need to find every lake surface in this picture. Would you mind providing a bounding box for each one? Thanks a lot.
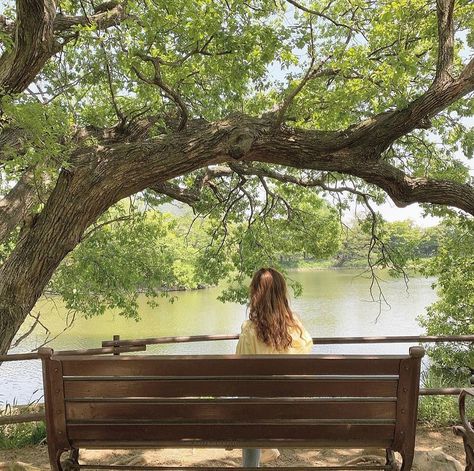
[0,269,437,405]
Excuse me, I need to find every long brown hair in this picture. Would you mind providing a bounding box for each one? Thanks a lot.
[249,268,302,351]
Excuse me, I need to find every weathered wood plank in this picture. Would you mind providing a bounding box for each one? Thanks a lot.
[60,355,402,377]
[64,379,399,398]
[67,423,395,442]
[65,400,397,421]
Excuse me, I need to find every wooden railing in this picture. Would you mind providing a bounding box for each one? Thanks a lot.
[0,345,146,363]
[101,333,474,347]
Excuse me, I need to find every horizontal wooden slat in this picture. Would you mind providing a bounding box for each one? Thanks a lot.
[66,400,396,421]
[68,423,395,443]
[64,375,399,381]
[70,438,394,449]
[66,397,397,403]
[60,355,402,377]
[68,420,396,429]
[0,413,45,425]
[64,379,399,398]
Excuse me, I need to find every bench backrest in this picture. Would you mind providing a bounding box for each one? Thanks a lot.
[39,348,424,451]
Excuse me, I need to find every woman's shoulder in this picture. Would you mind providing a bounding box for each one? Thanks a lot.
[240,319,256,333]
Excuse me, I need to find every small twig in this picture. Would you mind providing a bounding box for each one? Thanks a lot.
[32,310,77,351]
[81,215,131,241]
[101,43,125,123]
[285,0,356,31]
[12,312,42,348]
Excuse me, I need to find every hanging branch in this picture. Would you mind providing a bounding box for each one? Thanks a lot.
[285,0,356,32]
[101,44,125,124]
[132,54,189,131]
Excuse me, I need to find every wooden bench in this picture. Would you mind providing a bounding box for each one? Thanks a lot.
[39,346,424,470]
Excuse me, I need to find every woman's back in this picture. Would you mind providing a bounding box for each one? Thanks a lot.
[236,318,312,355]
[236,267,313,356]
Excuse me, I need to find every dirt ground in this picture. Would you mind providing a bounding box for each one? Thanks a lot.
[0,426,465,470]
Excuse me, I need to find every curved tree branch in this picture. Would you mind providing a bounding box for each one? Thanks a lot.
[149,181,201,206]
[247,124,474,215]
[285,0,356,32]
[0,0,58,96]
[346,1,472,150]
[0,0,127,98]
[434,0,455,84]
[53,2,126,33]
[133,54,188,131]
[60,114,474,216]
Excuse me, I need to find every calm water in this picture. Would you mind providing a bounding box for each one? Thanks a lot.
[0,270,436,405]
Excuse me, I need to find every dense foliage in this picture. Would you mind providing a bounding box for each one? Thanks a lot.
[419,217,474,370]
[46,185,342,318]
[333,219,440,269]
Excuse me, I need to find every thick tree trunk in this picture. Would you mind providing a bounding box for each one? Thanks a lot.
[0,170,104,354]
[0,169,42,242]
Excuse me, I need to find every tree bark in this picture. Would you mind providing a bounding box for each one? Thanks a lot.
[0,0,127,98]
[0,169,41,242]
[0,0,58,96]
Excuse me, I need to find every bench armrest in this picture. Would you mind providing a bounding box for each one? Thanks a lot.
[454,388,474,468]
[459,388,474,432]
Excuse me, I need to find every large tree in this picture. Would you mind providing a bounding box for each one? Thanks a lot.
[0,0,473,355]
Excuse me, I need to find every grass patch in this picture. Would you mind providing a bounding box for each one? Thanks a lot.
[0,421,46,449]
[0,400,46,449]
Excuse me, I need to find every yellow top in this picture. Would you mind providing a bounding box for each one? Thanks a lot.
[235,319,313,355]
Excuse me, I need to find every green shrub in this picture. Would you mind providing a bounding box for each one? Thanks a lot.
[418,394,459,426]
[0,421,46,449]
[0,400,47,449]
[418,367,472,426]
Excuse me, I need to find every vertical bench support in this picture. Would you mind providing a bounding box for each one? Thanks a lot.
[39,348,71,471]
[393,346,423,471]
[113,334,121,356]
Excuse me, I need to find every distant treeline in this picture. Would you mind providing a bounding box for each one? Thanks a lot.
[280,220,440,269]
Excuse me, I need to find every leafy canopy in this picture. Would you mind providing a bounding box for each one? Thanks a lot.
[1,0,472,190]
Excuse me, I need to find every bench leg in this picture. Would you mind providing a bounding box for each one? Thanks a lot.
[400,448,414,471]
[47,437,65,471]
[454,425,474,471]
[47,443,64,471]
[385,449,398,471]
[454,389,474,471]
[62,448,80,471]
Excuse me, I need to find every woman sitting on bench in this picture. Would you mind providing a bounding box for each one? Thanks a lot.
[236,267,313,468]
